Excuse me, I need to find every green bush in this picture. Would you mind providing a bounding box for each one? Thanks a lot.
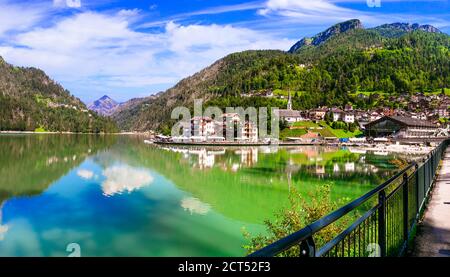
[243,184,352,257]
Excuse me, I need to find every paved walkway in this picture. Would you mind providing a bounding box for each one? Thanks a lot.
[413,150,450,257]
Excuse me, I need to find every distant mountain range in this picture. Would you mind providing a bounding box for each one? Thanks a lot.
[88,92,163,120]
[111,19,449,132]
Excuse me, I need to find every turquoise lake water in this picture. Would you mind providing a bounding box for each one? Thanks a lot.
[0,134,404,256]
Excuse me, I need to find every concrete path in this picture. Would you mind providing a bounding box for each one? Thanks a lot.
[413,150,450,257]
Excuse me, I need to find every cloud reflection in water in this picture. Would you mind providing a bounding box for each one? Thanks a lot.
[101,165,154,196]
[181,197,211,215]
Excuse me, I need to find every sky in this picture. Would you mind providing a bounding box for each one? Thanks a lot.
[0,0,449,104]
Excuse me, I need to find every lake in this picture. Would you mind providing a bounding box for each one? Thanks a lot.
[0,134,407,257]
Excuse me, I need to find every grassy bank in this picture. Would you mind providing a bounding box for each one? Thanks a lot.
[281,121,362,140]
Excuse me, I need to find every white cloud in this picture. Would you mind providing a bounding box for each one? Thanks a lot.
[53,0,82,8]
[173,1,264,17]
[262,0,349,14]
[77,169,94,180]
[258,0,367,23]
[165,21,293,55]
[101,165,154,196]
[0,10,294,102]
[257,0,450,27]
[117,8,141,17]
[0,1,47,37]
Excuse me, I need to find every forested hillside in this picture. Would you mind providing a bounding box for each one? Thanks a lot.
[0,57,117,132]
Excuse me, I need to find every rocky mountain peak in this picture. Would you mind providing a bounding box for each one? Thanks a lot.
[88,95,119,116]
[289,19,363,53]
[377,22,441,33]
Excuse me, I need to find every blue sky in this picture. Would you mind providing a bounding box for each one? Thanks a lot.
[0,0,449,103]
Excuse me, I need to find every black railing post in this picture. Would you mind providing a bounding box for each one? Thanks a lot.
[378,190,386,257]
[299,237,316,257]
[402,173,409,244]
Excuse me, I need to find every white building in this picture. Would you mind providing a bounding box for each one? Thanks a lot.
[241,121,258,142]
[309,108,327,120]
[191,116,216,138]
[437,104,449,118]
[181,114,258,143]
[344,113,355,124]
[276,91,304,123]
[331,108,344,122]
[277,109,304,123]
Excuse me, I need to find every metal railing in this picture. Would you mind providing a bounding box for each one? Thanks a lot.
[249,139,449,257]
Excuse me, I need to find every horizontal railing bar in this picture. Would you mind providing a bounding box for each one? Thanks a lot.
[247,226,313,257]
[386,180,405,200]
[418,161,439,212]
[316,205,380,257]
[249,163,415,257]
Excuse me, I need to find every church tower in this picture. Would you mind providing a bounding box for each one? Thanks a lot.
[287,90,292,110]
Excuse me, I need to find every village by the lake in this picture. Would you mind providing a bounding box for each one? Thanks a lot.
[148,91,450,156]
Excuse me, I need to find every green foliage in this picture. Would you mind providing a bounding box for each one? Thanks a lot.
[331,121,347,130]
[279,119,289,130]
[243,184,353,256]
[348,122,357,132]
[324,112,333,124]
[214,31,450,109]
[0,60,118,133]
[159,123,172,136]
[292,121,320,128]
[439,117,449,124]
[326,121,362,138]
[279,128,307,140]
[34,126,47,133]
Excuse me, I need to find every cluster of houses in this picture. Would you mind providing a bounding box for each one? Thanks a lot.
[242,88,450,120]
[278,92,449,125]
[173,113,259,143]
[48,102,92,116]
[277,106,357,124]
[168,91,449,143]
[275,91,449,138]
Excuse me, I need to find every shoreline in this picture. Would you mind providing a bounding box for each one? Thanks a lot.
[0,131,150,135]
[154,141,326,147]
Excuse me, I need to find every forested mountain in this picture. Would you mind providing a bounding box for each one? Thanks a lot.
[111,92,162,130]
[0,57,117,132]
[113,20,450,132]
